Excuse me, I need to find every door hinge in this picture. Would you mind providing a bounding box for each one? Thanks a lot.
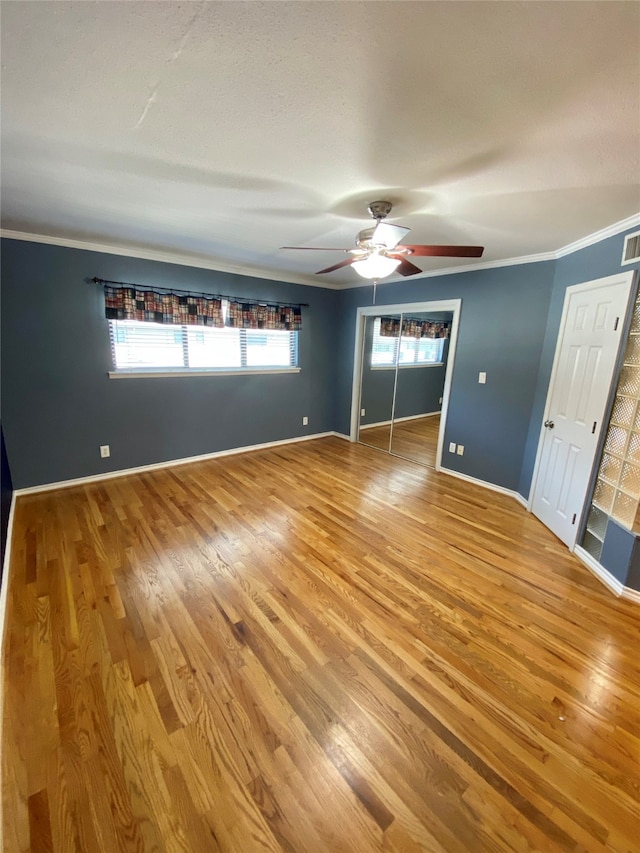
[572,513,577,525]
[614,316,620,331]
[592,421,597,434]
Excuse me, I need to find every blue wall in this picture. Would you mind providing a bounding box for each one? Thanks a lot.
[0,240,339,488]
[336,262,556,492]
[526,228,640,589]
[518,229,640,497]
[3,226,640,588]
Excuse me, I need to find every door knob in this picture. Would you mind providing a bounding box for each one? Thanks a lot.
[544,419,555,429]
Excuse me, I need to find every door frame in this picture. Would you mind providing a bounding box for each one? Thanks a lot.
[349,299,462,471]
[527,271,636,546]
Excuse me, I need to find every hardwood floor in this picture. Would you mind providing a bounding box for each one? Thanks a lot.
[391,415,440,467]
[359,422,393,453]
[361,415,440,467]
[3,437,639,852]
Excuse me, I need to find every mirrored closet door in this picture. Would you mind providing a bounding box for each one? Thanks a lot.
[357,310,452,468]
[357,314,400,453]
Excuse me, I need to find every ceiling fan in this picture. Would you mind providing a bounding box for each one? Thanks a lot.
[281,201,484,279]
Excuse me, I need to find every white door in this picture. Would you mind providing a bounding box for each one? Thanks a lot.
[531,273,634,547]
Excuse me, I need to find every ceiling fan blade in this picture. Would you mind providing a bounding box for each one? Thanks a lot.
[390,257,423,277]
[280,246,349,251]
[404,245,484,258]
[371,222,411,249]
[315,258,356,275]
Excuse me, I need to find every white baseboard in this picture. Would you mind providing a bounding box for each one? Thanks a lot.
[331,432,352,441]
[573,545,640,603]
[394,411,441,424]
[360,411,440,431]
[438,465,522,503]
[14,431,340,496]
[359,419,392,430]
[621,586,640,604]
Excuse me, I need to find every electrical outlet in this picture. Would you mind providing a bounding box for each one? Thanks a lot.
[302,416,309,426]
[439,397,443,404]
[100,445,110,458]
[479,372,486,384]
[361,408,366,417]
[449,442,456,453]
[457,445,465,455]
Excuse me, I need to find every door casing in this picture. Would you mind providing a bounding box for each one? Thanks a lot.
[528,271,636,547]
[349,299,462,471]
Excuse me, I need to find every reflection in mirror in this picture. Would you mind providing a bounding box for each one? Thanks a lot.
[357,314,401,453]
[389,311,452,467]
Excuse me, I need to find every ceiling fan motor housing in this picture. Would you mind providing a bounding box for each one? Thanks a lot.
[367,200,393,221]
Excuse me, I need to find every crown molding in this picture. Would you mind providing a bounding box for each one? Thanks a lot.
[554,212,640,258]
[345,250,558,288]
[0,229,342,290]
[2,211,639,290]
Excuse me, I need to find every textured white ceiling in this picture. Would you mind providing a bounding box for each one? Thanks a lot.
[1,1,639,287]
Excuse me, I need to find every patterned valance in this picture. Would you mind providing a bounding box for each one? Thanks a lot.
[104,285,223,327]
[379,316,450,339]
[226,301,303,331]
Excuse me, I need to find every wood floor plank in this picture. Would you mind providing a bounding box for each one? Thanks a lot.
[3,436,640,851]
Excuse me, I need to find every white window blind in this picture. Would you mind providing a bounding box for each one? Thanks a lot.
[371,317,444,367]
[109,320,298,372]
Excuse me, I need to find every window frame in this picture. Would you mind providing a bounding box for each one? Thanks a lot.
[370,317,445,370]
[107,319,300,378]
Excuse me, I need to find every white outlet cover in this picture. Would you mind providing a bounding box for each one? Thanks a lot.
[361,408,366,417]
[449,442,456,453]
[457,445,465,455]
[479,372,487,384]
[302,416,308,425]
[100,445,110,458]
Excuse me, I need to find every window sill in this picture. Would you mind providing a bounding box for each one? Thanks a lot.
[108,367,301,379]
[371,363,444,371]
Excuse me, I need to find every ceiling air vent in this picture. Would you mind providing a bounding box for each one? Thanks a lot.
[621,230,640,265]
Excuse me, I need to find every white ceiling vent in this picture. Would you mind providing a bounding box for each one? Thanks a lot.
[621,230,640,265]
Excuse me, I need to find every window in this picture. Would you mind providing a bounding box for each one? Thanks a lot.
[371,317,444,367]
[109,320,298,373]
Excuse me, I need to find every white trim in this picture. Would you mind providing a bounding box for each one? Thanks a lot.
[621,229,640,266]
[345,213,640,288]
[573,546,625,596]
[346,252,556,287]
[109,367,300,379]
[330,432,351,441]
[360,412,440,431]
[528,271,636,548]
[371,362,444,371]
[395,412,440,424]
[3,213,638,292]
[555,214,640,258]
[621,586,640,604]
[14,431,338,495]
[360,419,393,430]
[350,300,461,476]
[514,493,529,509]
[438,465,522,502]
[0,229,336,290]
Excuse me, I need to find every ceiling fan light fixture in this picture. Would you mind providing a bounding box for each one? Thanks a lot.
[352,253,401,280]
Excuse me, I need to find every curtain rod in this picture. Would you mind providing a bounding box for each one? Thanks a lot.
[91,277,309,309]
